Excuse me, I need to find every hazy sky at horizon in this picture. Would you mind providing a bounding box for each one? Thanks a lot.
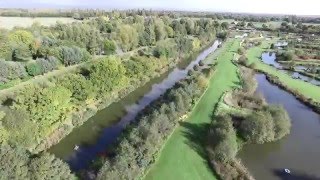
[1,0,320,15]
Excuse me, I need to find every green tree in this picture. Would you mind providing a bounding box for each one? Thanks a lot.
[207,115,238,162]
[12,44,32,62]
[8,30,34,45]
[104,40,116,55]
[118,25,139,51]
[265,105,291,140]
[240,111,275,144]
[26,62,42,76]
[154,20,166,41]
[0,144,30,179]
[29,153,75,180]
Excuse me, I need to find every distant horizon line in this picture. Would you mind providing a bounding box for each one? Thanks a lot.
[1,7,320,17]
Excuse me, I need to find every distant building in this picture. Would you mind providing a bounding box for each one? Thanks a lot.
[274,41,288,47]
[234,33,248,39]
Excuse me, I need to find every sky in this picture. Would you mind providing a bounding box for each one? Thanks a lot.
[0,0,320,15]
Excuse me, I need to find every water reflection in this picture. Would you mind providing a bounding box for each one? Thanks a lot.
[50,41,221,170]
[261,52,320,86]
[239,74,320,180]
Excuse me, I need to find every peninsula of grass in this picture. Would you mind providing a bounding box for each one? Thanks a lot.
[247,41,320,102]
[144,39,241,180]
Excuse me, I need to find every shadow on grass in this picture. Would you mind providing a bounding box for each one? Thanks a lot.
[179,121,217,177]
[273,169,320,180]
[232,80,242,88]
[179,99,223,179]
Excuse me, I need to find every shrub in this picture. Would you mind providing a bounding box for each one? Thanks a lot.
[193,64,200,71]
[59,46,90,66]
[270,44,275,49]
[0,61,28,82]
[207,115,238,163]
[0,144,74,179]
[104,40,116,55]
[264,105,291,140]
[26,62,42,76]
[238,55,248,66]
[237,47,245,55]
[12,44,32,62]
[240,110,275,144]
[8,30,34,45]
[36,57,60,74]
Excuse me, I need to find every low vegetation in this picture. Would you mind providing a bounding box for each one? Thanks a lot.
[206,66,291,179]
[0,144,74,179]
[96,66,215,179]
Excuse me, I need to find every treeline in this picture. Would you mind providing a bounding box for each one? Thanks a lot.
[206,67,291,179]
[94,65,215,180]
[4,9,316,24]
[0,54,168,150]
[0,14,222,86]
[0,143,74,179]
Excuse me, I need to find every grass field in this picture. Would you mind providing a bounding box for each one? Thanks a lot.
[247,41,320,102]
[144,39,241,180]
[0,16,77,29]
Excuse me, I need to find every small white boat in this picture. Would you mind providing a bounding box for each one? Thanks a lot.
[74,145,79,151]
[284,169,291,174]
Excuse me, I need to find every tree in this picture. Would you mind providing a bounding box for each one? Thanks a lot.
[165,25,174,38]
[118,25,139,51]
[153,40,177,59]
[154,20,166,41]
[207,115,238,163]
[0,61,28,82]
[247,22,254,27]
[59,46,90,66]
[270,43,275,49]
[104,40,116,55]
[281,22,288,27]
[221,22,229,29]
[238,55,248,66]
[0,144,30,179]
[12,44,32,62]
[8,30,34,45]
[36,57,60,73]
[89,57,127,94]
[0,144,75,179]
[265,105,291,140]
[29,153,75,180]
[26,62,42,76]
[240,110,275,144]
[237,47,245,55]
[57,73,94,103]
[185,18,195,35]
[175,36,193,57]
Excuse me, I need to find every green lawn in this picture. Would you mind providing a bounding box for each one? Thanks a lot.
[247,41,320,102]
[144,39,241,180]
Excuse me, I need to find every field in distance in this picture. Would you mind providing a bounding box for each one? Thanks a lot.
[0,16,77,29]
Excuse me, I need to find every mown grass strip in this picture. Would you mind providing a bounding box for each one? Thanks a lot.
[144,39,241,180]
[247,41,320,102]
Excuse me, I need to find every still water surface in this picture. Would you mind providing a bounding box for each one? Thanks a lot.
[239,74,320,180]
[49,41,221,170]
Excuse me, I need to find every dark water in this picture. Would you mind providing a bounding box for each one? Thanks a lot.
[261,52,320,86]
[238,74,320,180]
[49,41,220,171]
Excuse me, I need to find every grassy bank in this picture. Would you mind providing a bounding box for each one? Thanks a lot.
[144,39,241,180]
[246,41,320,102]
